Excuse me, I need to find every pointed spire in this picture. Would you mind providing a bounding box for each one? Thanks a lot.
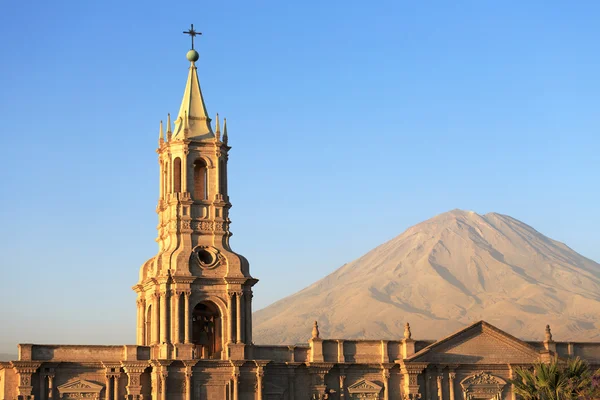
[166,113,172,141]
[223,117,228,145]
[159,120,164,144]
[172,53,213,140]
[215,113,221,141]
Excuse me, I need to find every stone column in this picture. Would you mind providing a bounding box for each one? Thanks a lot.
[139,299,146,345]
[39,374,46,400]
[287,366,296,400]
[48,374,55,400]
[113,375,119,400]
[401,363,427,400]
[184,291,191,343]
[13,362,40,400]
[173,290,181,344]
[246,292,253,344]
[382,369,390,400]
[106,376,112,400]
[339,374,346,399]
[448,372,456,400]
[508,364,516,400]
[160,371,168,400]
[232,368,240,400]
[153,293,160,344]
[160,291,169,343]
[182,151,189,193]
[123,362,146,400]
[227,292,234,344]
[256,365,264,400]
[437,372,443,400]
[424,368,431,400]
[337,340,344,363]
[236,292,243,343]
[185,368,192,400]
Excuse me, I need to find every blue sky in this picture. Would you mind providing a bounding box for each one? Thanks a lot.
[0,0,598,353]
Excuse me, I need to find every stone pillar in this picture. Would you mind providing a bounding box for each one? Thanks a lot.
[113,376,119,400]
[401,363,427,400]
[246,292,253,344]
[448,372,455,400]
[48,374,55,400]
[424,368,431,400]
[381,340,389,363]
[382,369,390,400]
[287,366,296,400]
[140,299,146,345]
[182,151,189,193]
[12,361,40,400]
[160,371,168,400]
[337,340,344,363]
[184,291,191,344]
[339,373,346,399]
[508,364,516,400]
[232,367,240,400]
[106,376,112,400]
[160,291,169,343]
[256,365,264,400]
[173,290,181,344]
[185,368,192,400]
[123,362,146,400]
[236,292,243,344]
[39,373,46,400]
[437,371,443,400]
[153,293,160,344]
[227,292,234,344]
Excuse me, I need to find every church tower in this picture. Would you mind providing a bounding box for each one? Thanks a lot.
[133,28,257,361]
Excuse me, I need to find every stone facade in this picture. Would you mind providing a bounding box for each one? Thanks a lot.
[2,41,600,400]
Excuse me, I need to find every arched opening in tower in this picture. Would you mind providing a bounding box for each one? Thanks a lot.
[192,301,222,359]
[193,159,207,200]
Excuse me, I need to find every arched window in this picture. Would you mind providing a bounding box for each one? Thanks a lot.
[145,305,152,345]
[192,302,222,359]
[193,159,207,200]
[173,157,182,193]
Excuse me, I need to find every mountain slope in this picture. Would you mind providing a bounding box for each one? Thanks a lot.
[253,210,600,344]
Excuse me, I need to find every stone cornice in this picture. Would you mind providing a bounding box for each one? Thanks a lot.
[10,361,41,373]
[121,361,148,374]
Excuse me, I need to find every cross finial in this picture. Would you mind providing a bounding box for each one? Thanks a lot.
[183,24,202,50]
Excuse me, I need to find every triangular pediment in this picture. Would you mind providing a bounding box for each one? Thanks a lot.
[348,379,382,394]
[57,379,103,394]
[406,321,541,364]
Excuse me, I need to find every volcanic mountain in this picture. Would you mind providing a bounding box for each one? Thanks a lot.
[253,210,600,344]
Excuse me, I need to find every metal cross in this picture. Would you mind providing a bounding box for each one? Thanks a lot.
[183,24,202,50]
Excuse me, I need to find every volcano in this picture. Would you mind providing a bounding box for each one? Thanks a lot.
[253,210,600,344]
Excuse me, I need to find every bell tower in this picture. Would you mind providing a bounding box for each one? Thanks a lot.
[133,26,257,361]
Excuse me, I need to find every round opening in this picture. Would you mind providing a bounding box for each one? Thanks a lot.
[197,249,214,265]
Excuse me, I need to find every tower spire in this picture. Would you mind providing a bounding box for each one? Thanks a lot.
[159,120,164,144]
[223,117,228,145]
[172,26,212,140]
[215,113,221,141]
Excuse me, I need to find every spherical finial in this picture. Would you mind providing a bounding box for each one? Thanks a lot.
[186,49,199,62]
